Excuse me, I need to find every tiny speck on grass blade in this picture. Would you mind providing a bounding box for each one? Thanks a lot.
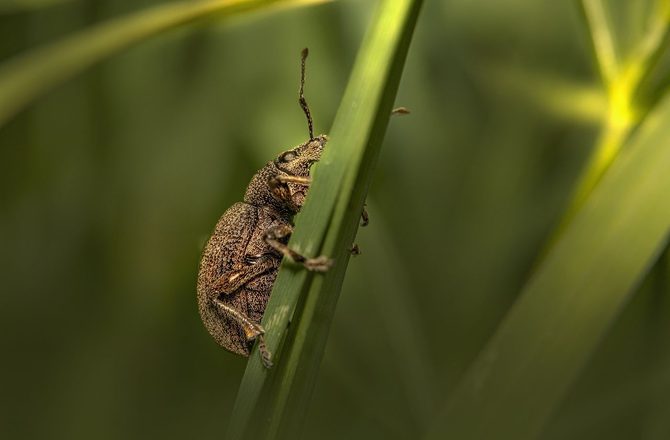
[226,0,423,438]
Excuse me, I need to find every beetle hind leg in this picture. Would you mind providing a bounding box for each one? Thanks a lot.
[213,298,273,368]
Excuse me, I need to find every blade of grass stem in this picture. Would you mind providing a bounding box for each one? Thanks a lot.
[0,0,329,129]
[267,2,421,435]
[578,0,619,86]
[426,92,670,440]
[226,0,422,438]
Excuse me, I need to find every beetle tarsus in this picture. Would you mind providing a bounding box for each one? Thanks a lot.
[360,203,369,227]
[258,334,273,368]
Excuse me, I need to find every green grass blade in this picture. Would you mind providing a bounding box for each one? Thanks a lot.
[578,0,619,86]
[0,0,329,129]
[425,93,670,440]
[226,0,423,438]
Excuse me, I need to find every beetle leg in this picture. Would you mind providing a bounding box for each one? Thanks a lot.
[268,175,312,204]
[274,175,312,185]
[264,224,333,272]
[214,257,276,295]
[213,298,273,368]
[268,175,311,195]
[360,203,369,227]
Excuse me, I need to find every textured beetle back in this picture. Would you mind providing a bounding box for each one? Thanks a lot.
[197,202,259,356]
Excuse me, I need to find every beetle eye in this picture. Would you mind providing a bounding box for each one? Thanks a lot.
[279,151,297,162]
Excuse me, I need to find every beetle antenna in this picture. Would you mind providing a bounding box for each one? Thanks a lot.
[299,48,314,141]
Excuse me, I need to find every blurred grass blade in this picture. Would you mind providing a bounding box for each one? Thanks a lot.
[363,208,437,428]
[0,0,329,129]
[426,91,670,440]
[0,0,77,14]
[579,0,619,86]
[628,2,670,110]
[226,0,422,438]
[478,63,606,123]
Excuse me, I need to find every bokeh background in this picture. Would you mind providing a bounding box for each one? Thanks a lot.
[1,0,669,439]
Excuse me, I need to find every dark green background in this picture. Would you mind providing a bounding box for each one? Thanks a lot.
[1,0,668,439]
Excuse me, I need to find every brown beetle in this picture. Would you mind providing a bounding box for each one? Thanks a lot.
[196,49,331,368]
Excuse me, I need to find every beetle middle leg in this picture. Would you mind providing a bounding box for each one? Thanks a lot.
[264,224,332,271]
[213,256,276,295]
[213,298,273,368]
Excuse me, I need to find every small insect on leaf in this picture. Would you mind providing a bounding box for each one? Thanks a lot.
[196,48,332,368]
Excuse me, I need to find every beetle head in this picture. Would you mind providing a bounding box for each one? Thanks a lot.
[243,135,327,215]
[274,134,327,212]
[274,134,327,178]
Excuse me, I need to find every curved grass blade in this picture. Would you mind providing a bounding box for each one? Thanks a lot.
[425,92,670,440]
[226,0,423,438]
[0,0,329,129]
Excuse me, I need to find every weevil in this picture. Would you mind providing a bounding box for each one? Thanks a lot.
[197,48,331,368]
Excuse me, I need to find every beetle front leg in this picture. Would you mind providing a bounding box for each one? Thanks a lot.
[272,175,312,186]
[268,175,312,205]
[213,298,273,368]
[264,224,332,271]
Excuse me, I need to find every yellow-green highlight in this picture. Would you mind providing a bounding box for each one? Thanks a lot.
[561,0,670,231]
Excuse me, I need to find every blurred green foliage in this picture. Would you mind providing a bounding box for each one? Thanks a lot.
[0,1,668,439]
